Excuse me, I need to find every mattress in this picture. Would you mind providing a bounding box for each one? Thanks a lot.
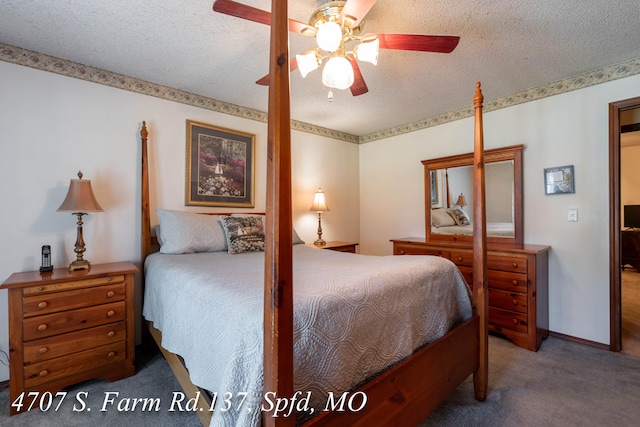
[143,244,472,426]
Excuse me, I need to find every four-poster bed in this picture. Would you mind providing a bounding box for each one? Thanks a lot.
[139,2,488,426]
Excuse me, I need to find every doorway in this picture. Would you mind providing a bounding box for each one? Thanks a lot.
[609,96,640,352]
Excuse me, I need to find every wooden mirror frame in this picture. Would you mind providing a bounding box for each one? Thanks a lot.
[423,144,524,246]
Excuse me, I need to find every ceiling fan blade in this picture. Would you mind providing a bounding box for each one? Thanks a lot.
[256,58,299,86]
[369,34,460,53]
[340,0,378,28]
[213,0,314,34]
[347,54,368,96]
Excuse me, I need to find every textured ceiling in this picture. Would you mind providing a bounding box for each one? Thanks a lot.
[1,0,640,137]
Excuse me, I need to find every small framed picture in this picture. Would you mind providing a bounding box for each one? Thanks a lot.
[544,165,575,195]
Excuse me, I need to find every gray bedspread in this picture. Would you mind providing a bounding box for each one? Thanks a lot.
[143,244,472,426]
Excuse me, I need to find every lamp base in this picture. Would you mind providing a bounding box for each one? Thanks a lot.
[69,259,91,271]
[314,239,326,246]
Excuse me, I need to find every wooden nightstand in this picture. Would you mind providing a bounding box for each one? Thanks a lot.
[308,241,359,253]
[0,261,138,415]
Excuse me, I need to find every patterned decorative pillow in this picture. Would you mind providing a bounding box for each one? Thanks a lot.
[156,209,227,254]
[431,208,456,227]
[231,213,305,245]
[220,216,266,254]
[448,207,471,226]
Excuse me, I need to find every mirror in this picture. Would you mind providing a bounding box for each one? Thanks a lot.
[422,145,523,246]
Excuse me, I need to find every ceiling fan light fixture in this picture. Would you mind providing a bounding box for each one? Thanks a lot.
[316,21,343,52]
[322,55,354,90]
[296,50,321,78]
[354,36,379,65]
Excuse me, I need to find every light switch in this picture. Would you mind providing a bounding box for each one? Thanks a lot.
[568,208,578,222]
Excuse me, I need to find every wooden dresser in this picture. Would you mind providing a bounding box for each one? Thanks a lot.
[1,261,137,415]
[391,238,550,351]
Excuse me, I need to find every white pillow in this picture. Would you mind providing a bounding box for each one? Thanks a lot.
[231,213,305,245]
[156,209,227,254]
[431,208,456,227]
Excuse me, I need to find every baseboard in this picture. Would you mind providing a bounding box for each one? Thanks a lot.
[549,331,611,351]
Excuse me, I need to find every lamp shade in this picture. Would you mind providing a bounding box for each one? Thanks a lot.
[322,56,354,90]
[310,188,329,212]
[296,49,320,78]
[316,21,342,53]
[354,36,379,65]
[455,193,467,207]
[57,171,104,213]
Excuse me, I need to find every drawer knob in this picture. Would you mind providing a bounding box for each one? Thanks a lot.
[38,287,45,292]
[512,262,518,268]
[107,310,115,317]
[106,277,112,282]
[38,301,48,309]
[512,319,518,325]
[512,280,518,286]
[39,370,49,377]
[106,291,115,298]
[37,324,48,331]
[38,347,48,354]
[107,351,116,358]
[457,256,463,262]
[400,250,405,255]
[107,331,116,338]
[512,299,518,306]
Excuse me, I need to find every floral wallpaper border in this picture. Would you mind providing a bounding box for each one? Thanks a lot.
[2,42,639,145]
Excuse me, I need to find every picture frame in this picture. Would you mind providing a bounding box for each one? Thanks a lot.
[544,165,575,195]
[185,120,255,207]
[430,170,444,208]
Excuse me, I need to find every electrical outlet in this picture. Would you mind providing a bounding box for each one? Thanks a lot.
[568,208,578,222]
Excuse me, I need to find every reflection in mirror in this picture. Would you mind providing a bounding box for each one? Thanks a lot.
[422,145,523,245]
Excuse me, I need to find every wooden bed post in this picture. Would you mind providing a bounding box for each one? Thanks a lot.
[141,121,151,266]
[472,82,489,401]
[263,0,294,426]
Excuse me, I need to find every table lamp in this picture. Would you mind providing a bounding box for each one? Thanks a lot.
[57,171,104,271]
[310,188,329,246]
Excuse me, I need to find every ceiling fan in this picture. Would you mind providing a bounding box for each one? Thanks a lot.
[212,0,460,99]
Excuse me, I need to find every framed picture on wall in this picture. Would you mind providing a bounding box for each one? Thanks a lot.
[185,120,255,207]
[544,165,575,195]
[430,170,444,208]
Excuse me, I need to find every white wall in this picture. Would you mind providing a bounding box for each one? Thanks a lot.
[0,60,360,382]
[360,74,640,345]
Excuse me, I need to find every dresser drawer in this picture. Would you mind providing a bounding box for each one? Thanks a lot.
[488,307,528,333]
[23,301,125,341]
[23,283,125,317]
[23,275,125,296]
[23,321,126,364]
[394,243,449,257]
[450,251,473,267]
[489,288,527,313]
[488,256,527,273]
[23,341,127,388]
[487,270,527,292]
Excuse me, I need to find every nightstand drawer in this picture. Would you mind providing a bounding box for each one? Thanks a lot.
[23,283,125,317]
[23,275,125,296]
[23,321,127,364]
[24,341,126,388]
[489,289,527,313]
[23,301,125,341]
[489,307,528,333]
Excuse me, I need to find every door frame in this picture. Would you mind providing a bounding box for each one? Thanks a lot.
[609,95,640,352]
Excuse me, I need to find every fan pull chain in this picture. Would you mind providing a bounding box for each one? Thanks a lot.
[327,88,334,102]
